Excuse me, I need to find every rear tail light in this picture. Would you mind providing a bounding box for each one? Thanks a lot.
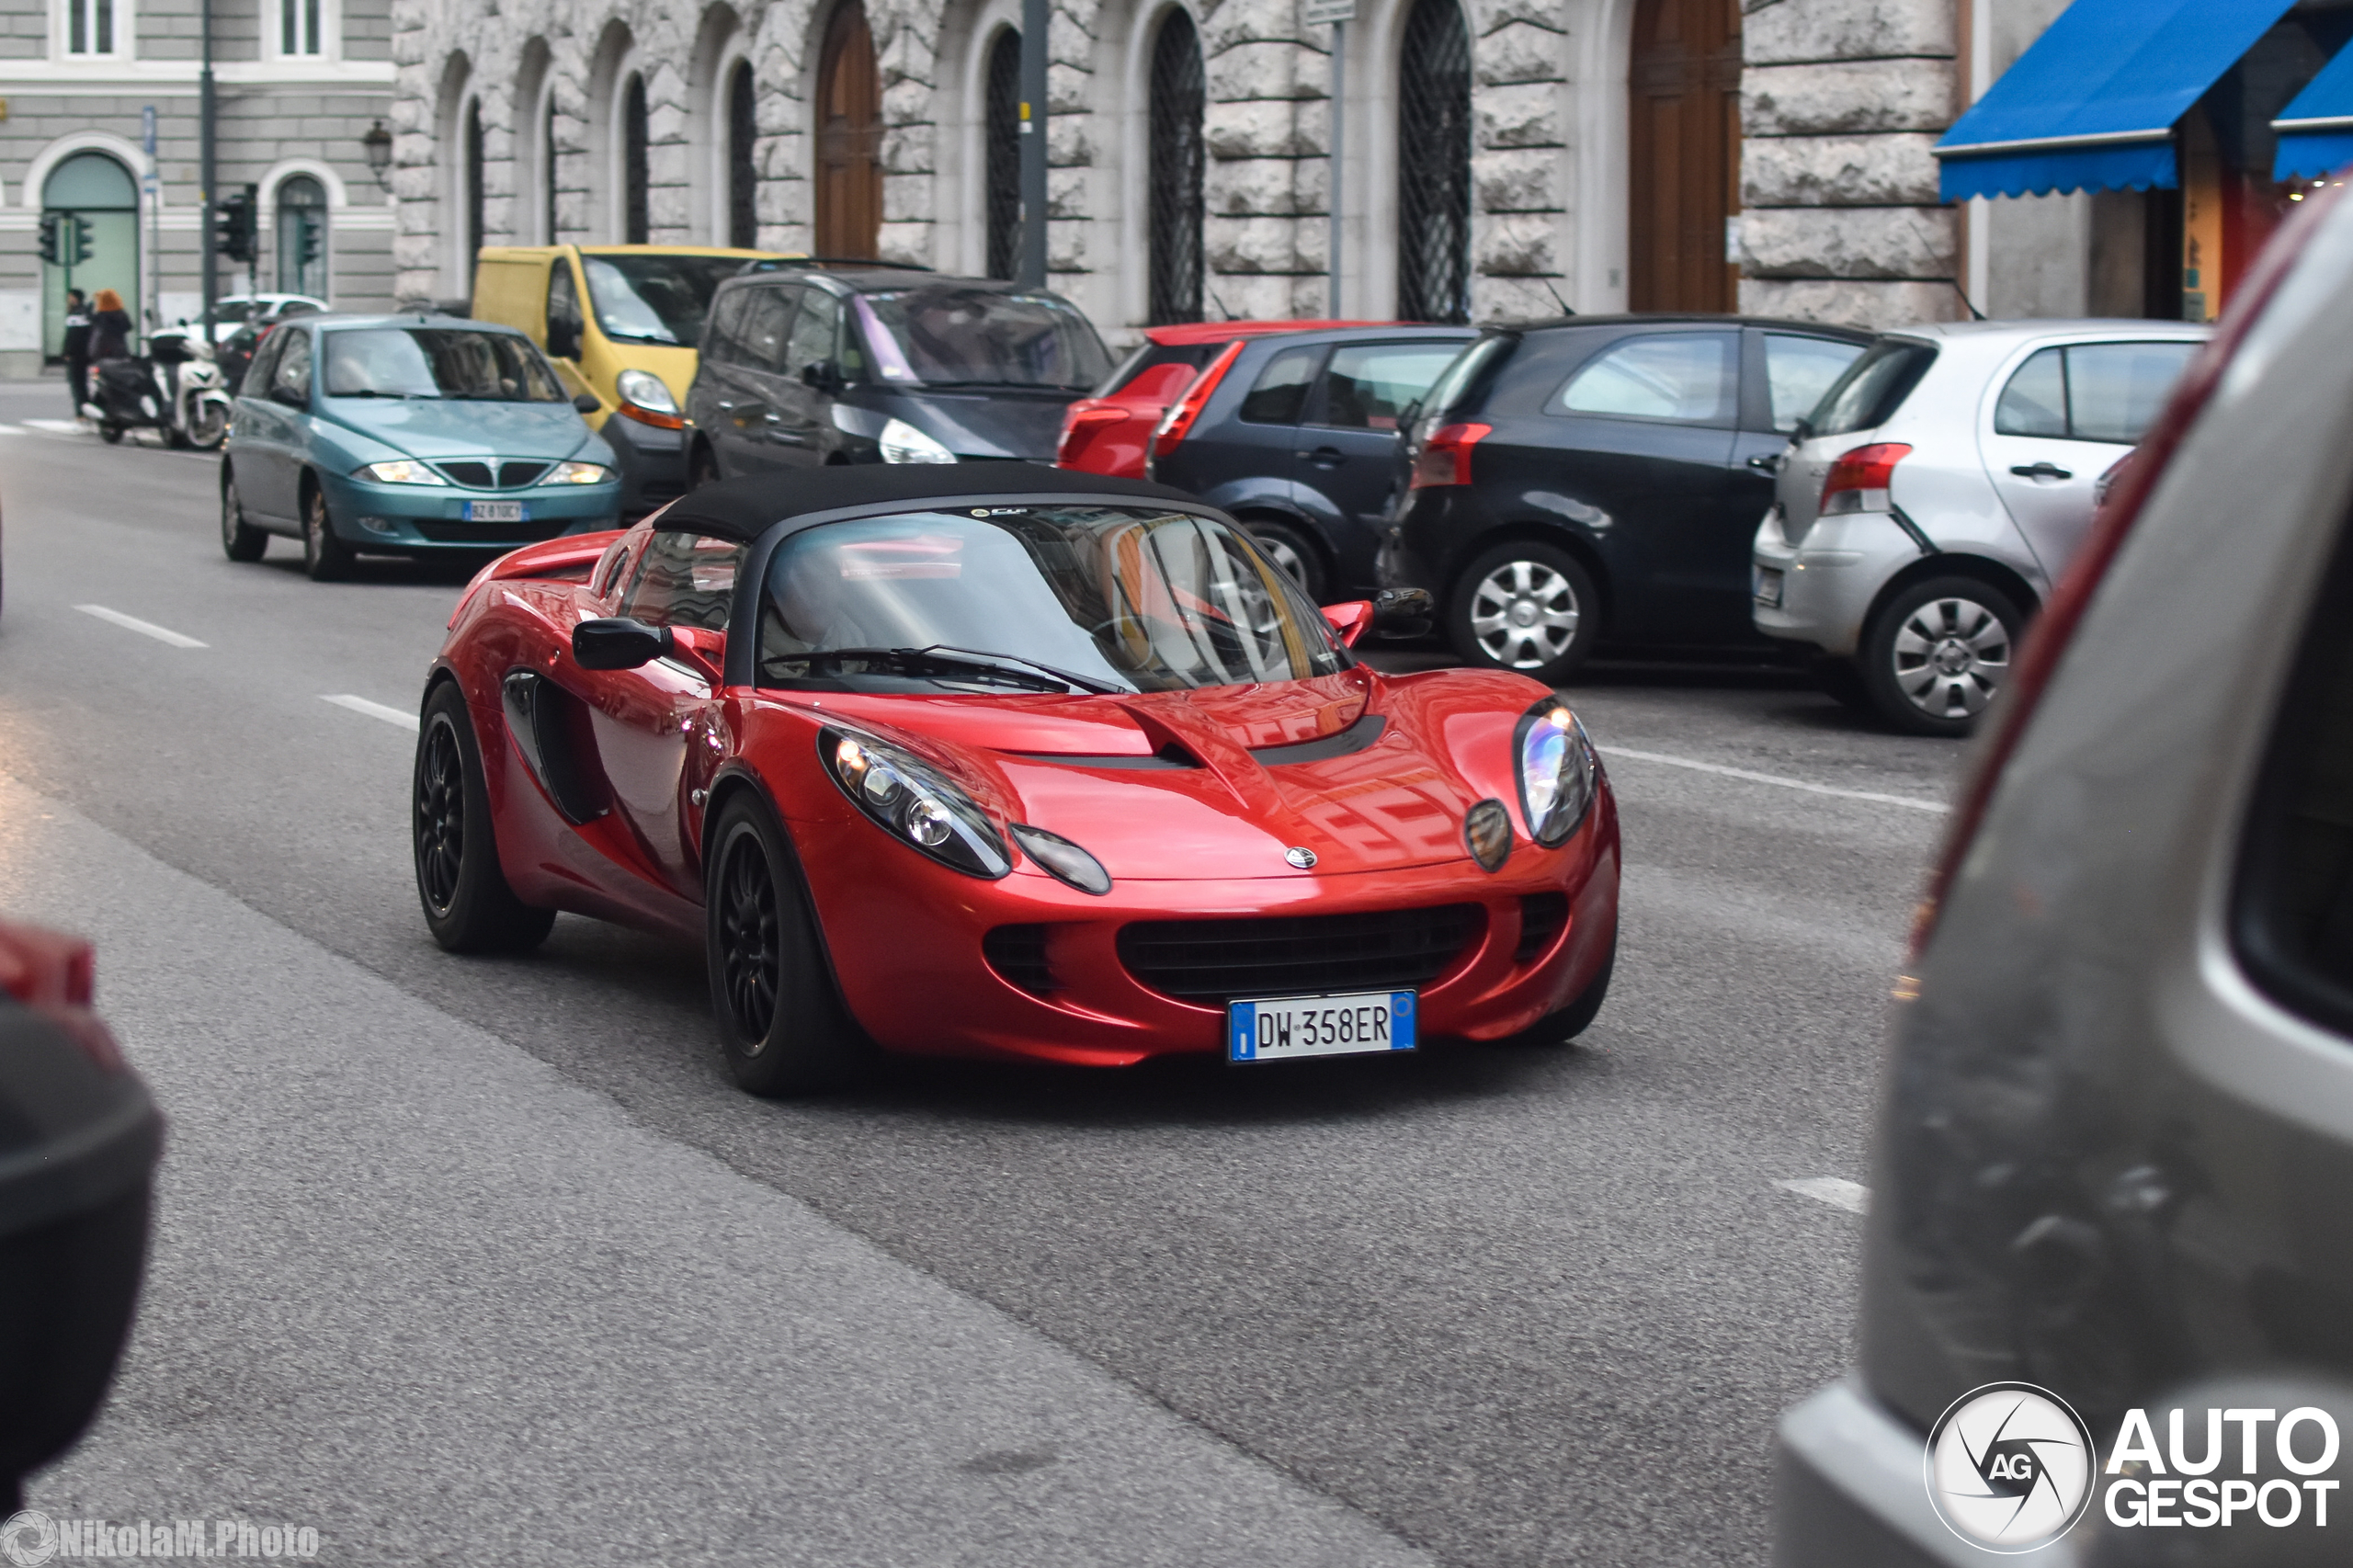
[1056,403,1128,468]
[1409,423,1492,489]
[1908,186,2335,960]
[1149,341,1245,462]
[1819,442,1912,516]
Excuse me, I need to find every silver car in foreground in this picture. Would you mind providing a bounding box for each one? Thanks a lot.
[1752,319,2206,734]
[1773,191,2353,1562]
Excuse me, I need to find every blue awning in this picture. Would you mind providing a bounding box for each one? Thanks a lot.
[1936,0,2298,202]
[2275,44,2353,181]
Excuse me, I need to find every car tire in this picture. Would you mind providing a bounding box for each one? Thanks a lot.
[97,424,122,445]
[220,472,267,562]
[1490,928,1615,1048]
[704,794,869,1096]
[1244,519,1327,602]
[186,401,228,450]
[412,681,557,955]
[1448,540,1600,685]
[1809,655,1874,715]
[301,483,354,582]
[1859,576,2027,736]
[688,441,722,491]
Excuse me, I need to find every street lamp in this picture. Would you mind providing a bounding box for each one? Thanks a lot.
[361,121,392,188]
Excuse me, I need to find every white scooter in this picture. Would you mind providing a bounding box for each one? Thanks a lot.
[83,326,231,449]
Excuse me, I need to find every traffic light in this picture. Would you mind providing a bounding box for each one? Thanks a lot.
[69,216,92,267]
[36,212,59,265]
[215,186,257,264]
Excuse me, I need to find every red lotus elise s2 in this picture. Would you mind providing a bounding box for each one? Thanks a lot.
[413,464,1620,1094]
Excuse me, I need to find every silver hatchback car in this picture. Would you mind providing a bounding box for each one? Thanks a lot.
[1773,190,2353,1562]
[1752,319,2206,734]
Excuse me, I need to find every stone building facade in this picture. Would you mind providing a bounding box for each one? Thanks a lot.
[0,0,399,377]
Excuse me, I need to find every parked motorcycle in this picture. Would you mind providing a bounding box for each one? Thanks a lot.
[82,326,231,450]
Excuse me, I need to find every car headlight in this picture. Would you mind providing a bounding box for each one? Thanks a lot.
[547,460,613,484]
[1514,701,1598,846]
[353,459,445,485]
[821,727,1009,879]
[879,417,955,464]
[614,369,678,415]
[1009,824,1112,895]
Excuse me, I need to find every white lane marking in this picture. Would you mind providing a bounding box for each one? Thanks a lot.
[0,423,26,435]
[22,417,85,434]
[1777,1176,1870,1214]
[321,694,420,733]
[1602,746,1948,814]
[74,604,208,648]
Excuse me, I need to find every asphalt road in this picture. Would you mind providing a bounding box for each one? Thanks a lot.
[0,380,1956,1564]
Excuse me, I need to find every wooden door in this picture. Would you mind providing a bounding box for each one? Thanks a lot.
[815,2,883,259]
[1629,0,1740,312]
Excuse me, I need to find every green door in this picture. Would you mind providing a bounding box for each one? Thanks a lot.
[42,152,140,358]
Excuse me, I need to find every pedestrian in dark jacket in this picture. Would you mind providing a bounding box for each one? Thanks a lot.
[61,289,92,417]
[88,290,131,360]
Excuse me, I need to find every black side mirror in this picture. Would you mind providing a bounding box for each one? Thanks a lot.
[1790,417,1813,442]
[573,618,674,671]
[572,392,600,415]
[1370,586,1434,640]
[801,360,844,393]
[547,321,580,360]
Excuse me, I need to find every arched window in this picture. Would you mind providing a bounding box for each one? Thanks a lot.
[815,2,883,258]
[622,74,651,243]
[277,176,329,299]
[1396,0,1472,324]
[728,61,758,248]
[40,153,138,358]
[543,94,561,241]
[463,99,486,266]
[983,28,1022,280]
[1146,9,1206,324]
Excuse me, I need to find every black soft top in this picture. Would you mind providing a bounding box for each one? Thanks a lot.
[651,464,1208,543]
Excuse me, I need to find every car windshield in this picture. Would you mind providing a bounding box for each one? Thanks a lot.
[757,505,1348,693]
[851,287,1112,390]
[581,255,745,347]
[322,328,570,402]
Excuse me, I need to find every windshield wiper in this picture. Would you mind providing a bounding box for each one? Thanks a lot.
[779,645,1128,695]
[905,379,1089,392]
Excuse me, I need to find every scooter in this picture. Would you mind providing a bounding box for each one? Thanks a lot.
[83,326,231,450]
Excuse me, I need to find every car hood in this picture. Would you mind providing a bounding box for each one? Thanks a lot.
[793,667,1540,881]
[856,387,1079,462]
[321,398,596,460]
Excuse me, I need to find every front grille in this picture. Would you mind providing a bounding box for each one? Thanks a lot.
[415,518,568,544]
[983,925,1056,994]
[1119,904,1483,1005]
[1516,893,1568,963]
[499,460,551,488]
[437,460,495,488]
[433,460,554,490]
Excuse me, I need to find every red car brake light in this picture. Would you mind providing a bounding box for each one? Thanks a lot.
[1056,403,1128,468]
[1908,187,2336,960]
[1150,341,1245,460]
[1819,442,1912,516]
[1409,423,1491,489]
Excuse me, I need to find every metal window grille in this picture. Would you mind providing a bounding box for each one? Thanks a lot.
[1396,0,1472,324]
[623,75,651,244]
[729,62,757,249]
[983,29,1023,281]
[1147,9,1206,325]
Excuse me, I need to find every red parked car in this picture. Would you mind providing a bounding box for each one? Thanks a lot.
[414,465,1620,1095]
[1057,321,1389,479]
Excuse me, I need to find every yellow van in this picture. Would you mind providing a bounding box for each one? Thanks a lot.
[472,244,777,516]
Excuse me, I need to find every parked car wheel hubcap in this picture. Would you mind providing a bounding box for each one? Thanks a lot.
[1254,533,1308,586]
[1470,561,1580,669]
[1891,597,2009,718]
[719,835,780,1048]
[415,720,464,915]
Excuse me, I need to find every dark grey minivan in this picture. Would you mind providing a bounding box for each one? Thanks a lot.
[682,267,1111,480]
[1773,190,2353,1563]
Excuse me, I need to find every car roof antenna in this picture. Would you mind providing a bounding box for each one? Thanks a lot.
[1539,277,1574,317]
[1207,287,1236,323]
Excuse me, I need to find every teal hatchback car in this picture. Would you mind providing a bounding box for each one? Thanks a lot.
[220,314,623,579]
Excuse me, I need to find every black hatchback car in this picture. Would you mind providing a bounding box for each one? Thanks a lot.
[683,267,1112,480]
[1381,316,1871,683]
[1144,324,1478,601]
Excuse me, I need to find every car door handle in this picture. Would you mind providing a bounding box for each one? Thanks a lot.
[714,399,736,411]
[1298,447,1345,467]
[2010,461,2074,480]
[1746,452,1782,473]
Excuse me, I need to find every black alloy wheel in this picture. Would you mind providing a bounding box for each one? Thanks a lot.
[412,681,556,952]
[1245,519,1326,602]
[302,484,355,582]
[220,472,267,562]
[704,795,868,1096]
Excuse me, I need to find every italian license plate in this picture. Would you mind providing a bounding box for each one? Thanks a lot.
[1228,990,1416,1062]
[1752,565,1784,608]
[464,500,526,523]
